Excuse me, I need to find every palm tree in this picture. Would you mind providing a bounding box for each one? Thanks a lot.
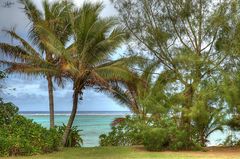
[36,2,137,146]
[102,61,161,116]
[0,0,73,128]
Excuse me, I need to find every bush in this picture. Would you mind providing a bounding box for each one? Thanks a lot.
[99,116,146,146]
[0,115,61,156]
[0,101,61,157]
[143,128,169,151]
[57,124,83,147]
[100,115,200,151]
[143,126,199,151]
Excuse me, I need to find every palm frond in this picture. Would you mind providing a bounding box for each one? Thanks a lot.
[0,60,57,76]
[3,29,39,56]
[102,84,133,109]
[141,60,160,85]
[18,0,42,23]
[35,22,68,59]
[83,26,126,64]
[0,43,29,61]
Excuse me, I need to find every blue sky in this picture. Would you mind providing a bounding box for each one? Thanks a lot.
[0,0,129,112]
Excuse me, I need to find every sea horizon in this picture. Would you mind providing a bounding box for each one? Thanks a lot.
[20,111,132,116]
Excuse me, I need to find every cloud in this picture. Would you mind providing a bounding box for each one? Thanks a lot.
[1,77,129,111]
[0,1,29,41]
[0,0,117,36]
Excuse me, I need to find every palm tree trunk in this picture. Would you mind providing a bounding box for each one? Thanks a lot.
[62,89,79,146]
[47,75,55,128]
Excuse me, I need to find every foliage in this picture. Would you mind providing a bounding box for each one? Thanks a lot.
[104,61,225,148]
[57,124,83,147]
[109,0,235,149]
[0,99,18,125]
[143,128,169,151]
[100,116,200,151]
[141,116,200,151]
[0,102,61,156]
[99,116,146,146]
[0,115,61,156]
[227,115,240,131]
[143,125,200,151]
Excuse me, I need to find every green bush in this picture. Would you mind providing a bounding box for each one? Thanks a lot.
[0,115,61,156]
[57,124,83,147]
[100,115,200,151]
[0,101,61,157]
[99,116,145,146]
[143,128,169,151]
[143,127,200,151]
[143,119,200,151]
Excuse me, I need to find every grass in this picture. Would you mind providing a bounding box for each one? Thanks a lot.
[2,147,240,159]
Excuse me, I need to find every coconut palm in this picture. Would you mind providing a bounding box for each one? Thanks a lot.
[101,61,160,116]
[35,2,138,145]
[0,0,73,128]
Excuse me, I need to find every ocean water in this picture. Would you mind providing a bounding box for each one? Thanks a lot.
[21,111,238,147]
[21,111,129,147]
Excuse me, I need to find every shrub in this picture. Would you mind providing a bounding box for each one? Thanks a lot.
[0,101,61,157]
[99,116,146,146]
[100,115,200,151]
[143,128,169,151]
[143,119,200,151]
[57,124,83,147]
[0,115,61,156]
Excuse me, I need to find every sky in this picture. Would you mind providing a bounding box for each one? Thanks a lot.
[0,0,129,112]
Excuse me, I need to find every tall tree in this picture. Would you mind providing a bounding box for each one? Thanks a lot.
[36,2,136,146]
[111,0,231,146]
[215,1,240,131]
[0,0,73,128]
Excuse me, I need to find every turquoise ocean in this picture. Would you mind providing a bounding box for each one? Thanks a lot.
[21,111,237,147]
[21,111,129,147]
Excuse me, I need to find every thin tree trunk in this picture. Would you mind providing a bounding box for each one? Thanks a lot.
[62,89,79,146]
[47,75,55,128]
[181,84,194,148]
[200,133,206,147]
